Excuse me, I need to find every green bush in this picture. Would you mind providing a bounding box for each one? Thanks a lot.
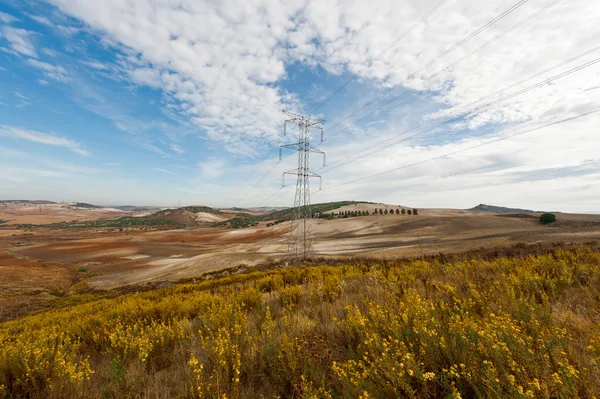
[540,213,556,224]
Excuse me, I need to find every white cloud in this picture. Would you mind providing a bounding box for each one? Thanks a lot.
[27,13,80,36]
[42,48,59,56]
[0,166,65,181]
[198,158,226,180]
[153,167,176,175]
[0,125,90,156]
[14,91,30,107]
[142,142,170,158]
[169,143,185,154]
[57,25,79,36]
[45,0,600,153]
[26,59,70,82]
[82,60,108,70]
[37,79,50,85]
[27,14,53,26]
[26,0,600,210]
[0,11,19,24]
[0,26,37,57]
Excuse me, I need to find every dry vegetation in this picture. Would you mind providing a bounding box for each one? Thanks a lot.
[2,243,600,398]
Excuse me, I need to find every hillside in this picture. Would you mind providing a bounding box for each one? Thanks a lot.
[111,205,158,212]
[70,202,102,209]
[259,201,370,221]
[0,200,56,205]
[1,244,599,398]
[470,203,536,214]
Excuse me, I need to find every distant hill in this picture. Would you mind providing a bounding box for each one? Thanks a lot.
[152,206,223,217]
[0,200,56,204]
[112,205,158,212]
[71,202,102,209]
[470,204,536,214]
[224,207,250,212]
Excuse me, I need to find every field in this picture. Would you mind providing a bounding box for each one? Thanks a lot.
[1,243,600,398]
[2,201,600,397]
[2,201,600,322]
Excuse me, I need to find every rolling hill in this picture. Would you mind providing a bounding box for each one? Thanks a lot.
[470,203,536,214]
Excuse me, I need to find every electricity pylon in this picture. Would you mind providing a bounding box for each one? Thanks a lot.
[280,110,325,261]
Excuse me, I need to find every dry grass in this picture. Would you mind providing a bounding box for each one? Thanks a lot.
[1,244,600,398]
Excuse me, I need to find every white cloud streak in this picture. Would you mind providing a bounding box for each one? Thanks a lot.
[169,143,185,154]
[26,59,71,82]
[0,125,90,156]
[0,26,37,57]
[153,167,177,175]
[0,11,19,24]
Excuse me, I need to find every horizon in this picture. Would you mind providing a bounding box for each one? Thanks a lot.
[2,198,599,215]
[1,0,599,212]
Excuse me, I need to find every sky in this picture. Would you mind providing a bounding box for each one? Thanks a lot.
[0,0,599,212]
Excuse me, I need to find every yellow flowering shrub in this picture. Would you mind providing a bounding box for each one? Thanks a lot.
[0,244,599,398]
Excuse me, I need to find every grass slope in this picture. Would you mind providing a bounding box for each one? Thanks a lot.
[1,244,600,398]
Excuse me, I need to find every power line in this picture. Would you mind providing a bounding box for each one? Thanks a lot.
[315,107,600,191]
[256,187,289,208]
[230,5,386,206]
[309,0,450,114]
[228,148,277,206]
[252,0,522,208]
[323,0,565,152]
[323,0,529,137]
[319,53,600,174]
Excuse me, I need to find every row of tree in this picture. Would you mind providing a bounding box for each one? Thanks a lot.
[317,210,370,219]
[373,208,418,215]
[316,207,419,219]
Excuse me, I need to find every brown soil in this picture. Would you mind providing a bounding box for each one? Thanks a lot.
[2,203,600,319]
[0,250,78,321]
[0,202,146,225]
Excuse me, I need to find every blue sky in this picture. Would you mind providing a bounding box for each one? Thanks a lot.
[1,0,599,212]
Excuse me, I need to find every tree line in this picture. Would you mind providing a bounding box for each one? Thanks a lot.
[316,207,418,219]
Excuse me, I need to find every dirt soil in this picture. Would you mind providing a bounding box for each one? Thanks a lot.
[2,204,600,318]
[0,201,153,225]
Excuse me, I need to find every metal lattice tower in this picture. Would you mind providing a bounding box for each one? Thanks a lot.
[279,110,326,260]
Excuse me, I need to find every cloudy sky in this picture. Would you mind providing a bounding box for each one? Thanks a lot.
[0,0,599,211]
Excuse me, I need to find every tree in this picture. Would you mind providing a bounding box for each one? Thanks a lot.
[413,209,418,216]
[401,209,406,215]
[539,213,556,224]
[373,208,378,215]
[379,209,383,215]
[395,209,400,214]
[384,209,388,215]
[407,210,412,215]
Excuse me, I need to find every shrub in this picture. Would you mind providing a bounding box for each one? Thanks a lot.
[278,285,304,306]
[401,209,406,215]
[407,209,412,215]
[3,246,600,398]
[413,209,418,215]
[540,212,556,224]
